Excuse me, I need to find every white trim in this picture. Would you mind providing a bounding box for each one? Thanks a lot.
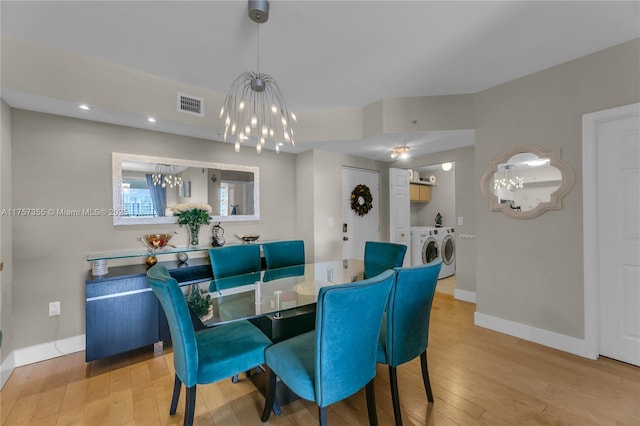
[475,312,590,358]
[454,289,476,303]
[0,351,16,390]
[13,334,85,367]
[582,103,640,361]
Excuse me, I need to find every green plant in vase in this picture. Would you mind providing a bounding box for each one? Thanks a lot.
[171,202,212,247]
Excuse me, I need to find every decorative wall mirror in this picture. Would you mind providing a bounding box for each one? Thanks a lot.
[112,152,260,225]
[480,145,574,219]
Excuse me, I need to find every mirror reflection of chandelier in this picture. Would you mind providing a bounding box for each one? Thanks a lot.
[494,164,524,191]
[152,164,183,188]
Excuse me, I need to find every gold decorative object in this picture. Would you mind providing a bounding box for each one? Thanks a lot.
[139,232,177,251]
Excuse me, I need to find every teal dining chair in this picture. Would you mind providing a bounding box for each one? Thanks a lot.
[377,260,442,426]
[363,241,407,279]
[147,264,272,426]
[262,240,305,269]
[261,269,396,426]
[209,244,262,280]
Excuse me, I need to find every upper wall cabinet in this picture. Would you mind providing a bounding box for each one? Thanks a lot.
[409,182,431,202]
[112,153,260,225]
[480,145,574,219]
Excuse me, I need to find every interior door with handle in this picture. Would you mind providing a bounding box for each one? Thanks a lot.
[389,168,411,266]
[342,167,380,260]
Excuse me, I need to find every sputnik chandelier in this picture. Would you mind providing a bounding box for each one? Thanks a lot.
[220,0,296,154]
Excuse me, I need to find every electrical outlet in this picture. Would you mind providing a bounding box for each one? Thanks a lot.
[49,301,60,316]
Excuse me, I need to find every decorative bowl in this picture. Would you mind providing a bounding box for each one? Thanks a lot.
[139,232,177,250]
[235,233,260,243]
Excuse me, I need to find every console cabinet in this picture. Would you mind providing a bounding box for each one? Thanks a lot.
[85,258,213,362]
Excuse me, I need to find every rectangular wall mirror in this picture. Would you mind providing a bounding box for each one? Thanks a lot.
[112,152,260,225]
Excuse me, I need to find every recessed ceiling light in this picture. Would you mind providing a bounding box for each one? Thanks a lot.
[79,104,91,111]
[147,117,156,123]
[441,162,453,171]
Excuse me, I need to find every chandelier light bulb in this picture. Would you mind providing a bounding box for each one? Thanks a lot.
[251,116,258,127]
[256,143,262,153]
[235,141,240,152]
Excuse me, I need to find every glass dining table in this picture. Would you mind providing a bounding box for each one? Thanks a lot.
[182,258,375,406]
[183,258,366,332]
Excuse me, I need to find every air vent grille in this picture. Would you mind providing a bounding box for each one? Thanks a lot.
[177,92,204,117]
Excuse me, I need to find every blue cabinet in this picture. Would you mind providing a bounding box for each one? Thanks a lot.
[85,258,213,362]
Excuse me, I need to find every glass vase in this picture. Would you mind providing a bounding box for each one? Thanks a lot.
[188,225,200,247]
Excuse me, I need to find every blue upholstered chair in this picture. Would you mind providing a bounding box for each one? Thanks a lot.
[209,244,262,280]
[261,269,396,426]
[147,264,272,426]
[363,241,408,279]
[262,240,305,269]
[377,260,442,426]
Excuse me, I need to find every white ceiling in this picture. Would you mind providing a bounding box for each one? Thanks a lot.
[1,1,638,160]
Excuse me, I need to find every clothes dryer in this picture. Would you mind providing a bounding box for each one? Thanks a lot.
[438,227,456,278]
[410,227,439,266]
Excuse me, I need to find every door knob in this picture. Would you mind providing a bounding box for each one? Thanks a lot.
[343,236,349,241]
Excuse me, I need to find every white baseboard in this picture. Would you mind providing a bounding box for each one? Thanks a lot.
[0,351,16,390]
[13,334,85,367]
[474,312,591,358]
[454,289,476,303]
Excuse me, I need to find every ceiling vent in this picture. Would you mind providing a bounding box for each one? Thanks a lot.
[177,92,204,117]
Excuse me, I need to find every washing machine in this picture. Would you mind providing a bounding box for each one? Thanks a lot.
[410,227,440,267]
[437,227,456,278]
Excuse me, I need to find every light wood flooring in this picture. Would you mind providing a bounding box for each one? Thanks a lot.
[2,292,639,425]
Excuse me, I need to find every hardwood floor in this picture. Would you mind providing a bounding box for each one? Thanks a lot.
[2,293,639,425]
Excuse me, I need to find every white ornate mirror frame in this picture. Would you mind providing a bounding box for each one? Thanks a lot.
[480,145,574,219]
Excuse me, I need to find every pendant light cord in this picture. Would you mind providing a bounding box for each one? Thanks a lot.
[256,23,260,74]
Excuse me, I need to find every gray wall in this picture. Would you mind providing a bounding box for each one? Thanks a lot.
[474,38,640,339]
[10,110,297,350]
[1,100,13,368]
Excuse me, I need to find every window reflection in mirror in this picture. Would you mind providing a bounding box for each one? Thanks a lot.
[113,153,260,225]
[490,153,562,212]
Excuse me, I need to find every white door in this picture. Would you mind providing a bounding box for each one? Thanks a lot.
[589,104,640,366]
[389,168,411,266]
[342,167,380,260]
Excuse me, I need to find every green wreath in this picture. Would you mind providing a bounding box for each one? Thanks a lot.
[350,184,373,217]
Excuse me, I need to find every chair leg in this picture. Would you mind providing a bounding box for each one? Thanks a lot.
[260,367,278,422]
[365,378,379,426]
[388,366,403,426]
[170,375,182,415]
[184,385,196,426]
[318,406,328,426]
[420,350,434,403]
[232,374,239,383]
